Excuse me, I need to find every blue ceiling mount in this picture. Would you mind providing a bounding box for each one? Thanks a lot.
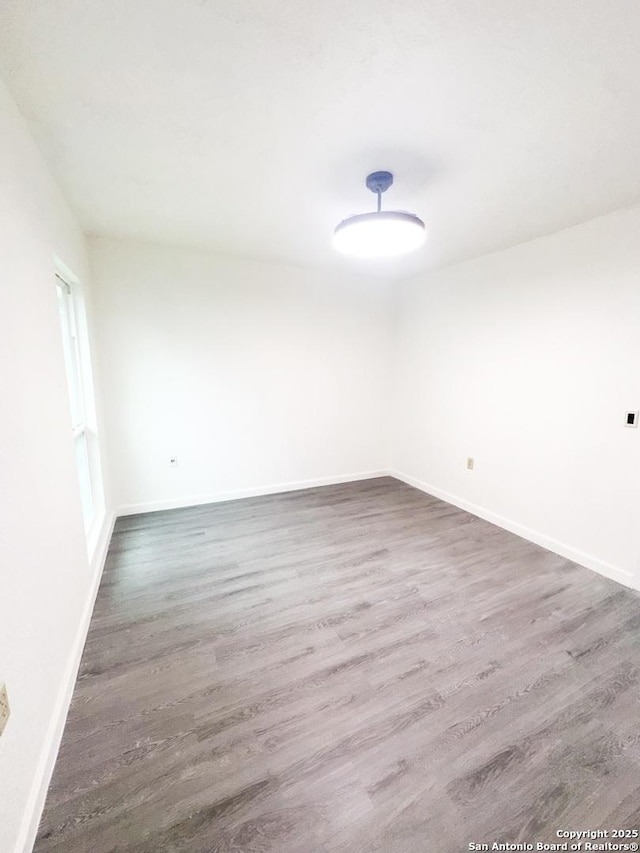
[365,171,394,194]
[365,171,394,212]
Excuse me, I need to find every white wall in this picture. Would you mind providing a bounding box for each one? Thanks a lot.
[393,206,640,588]
[4,58,640,852]
[0,80,111,852]
[90,238,394,512]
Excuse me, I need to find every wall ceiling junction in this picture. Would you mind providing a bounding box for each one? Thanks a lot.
[1,0,640,278]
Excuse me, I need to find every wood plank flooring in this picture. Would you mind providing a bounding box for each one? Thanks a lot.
[35,477,640,852]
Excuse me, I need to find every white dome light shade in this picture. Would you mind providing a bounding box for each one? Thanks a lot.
[333,210,426,258]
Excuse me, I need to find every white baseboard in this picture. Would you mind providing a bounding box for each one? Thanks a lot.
[391,470,637,591]
[117,470,391,516]
[15,509,116,853]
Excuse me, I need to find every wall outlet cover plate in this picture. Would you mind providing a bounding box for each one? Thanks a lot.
[0,683,10,738]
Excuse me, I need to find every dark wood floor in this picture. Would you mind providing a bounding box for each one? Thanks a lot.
[35,477,640,852]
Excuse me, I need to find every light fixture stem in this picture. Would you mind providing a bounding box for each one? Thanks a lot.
[377,190,382,213]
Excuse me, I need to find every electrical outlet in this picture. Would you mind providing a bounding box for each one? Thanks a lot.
[625,411,639,428]
[0,683,10,738]
[169,456,178,467]
[467,457,474,470]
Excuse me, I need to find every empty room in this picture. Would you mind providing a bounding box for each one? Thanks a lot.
[2,1,640,851]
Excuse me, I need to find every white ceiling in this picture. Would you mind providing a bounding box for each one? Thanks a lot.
[2,0,640,278]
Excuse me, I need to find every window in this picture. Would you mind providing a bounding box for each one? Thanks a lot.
[55,270,103,542]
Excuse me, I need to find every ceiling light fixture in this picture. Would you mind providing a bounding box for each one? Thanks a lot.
[333,171,426,259]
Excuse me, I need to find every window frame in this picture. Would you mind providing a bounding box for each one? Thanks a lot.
[55,266,104,551]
